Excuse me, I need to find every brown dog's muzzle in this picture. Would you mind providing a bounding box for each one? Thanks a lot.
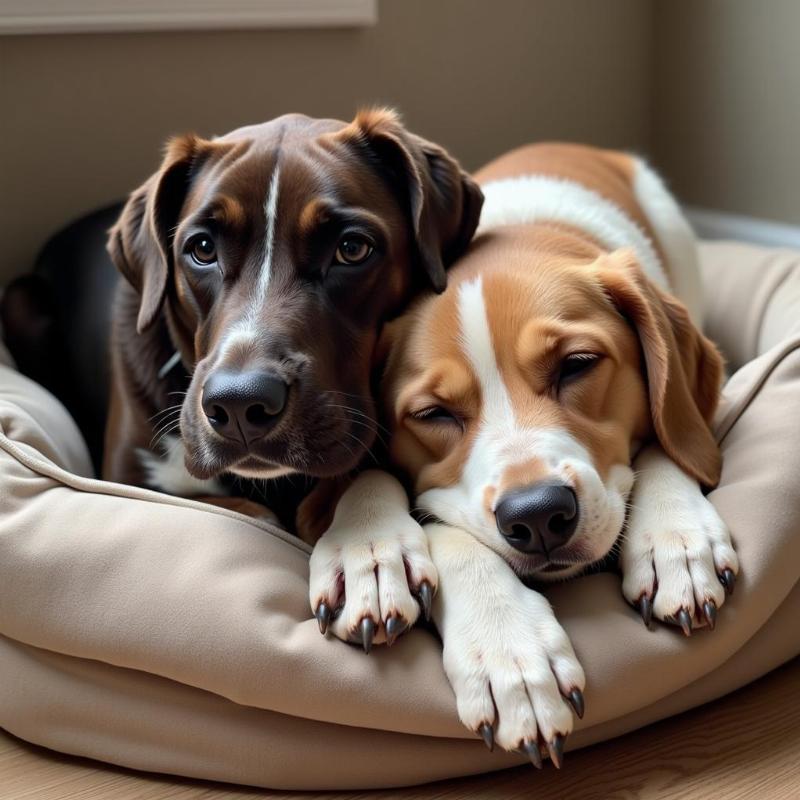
[180,323,374,480]
[201,369,288,445]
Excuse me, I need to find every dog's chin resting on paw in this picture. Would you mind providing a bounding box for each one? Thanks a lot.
[309,142,739,767]
[103,108,483,536]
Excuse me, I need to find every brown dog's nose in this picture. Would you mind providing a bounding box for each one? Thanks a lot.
[496,484,579,555]
[202,370,288,444]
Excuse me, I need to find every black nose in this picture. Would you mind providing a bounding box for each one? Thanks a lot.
[202,370,288,444]
[496,483,579,555]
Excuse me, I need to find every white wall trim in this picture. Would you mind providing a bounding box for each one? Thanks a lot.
[686,206,800,250]
[0,0,377,35]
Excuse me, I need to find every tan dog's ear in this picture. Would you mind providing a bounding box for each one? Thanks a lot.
[107,134,209,334]
[595,249,724,488]
[340,108,483,292]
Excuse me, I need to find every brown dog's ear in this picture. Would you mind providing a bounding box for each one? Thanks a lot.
[372,310,416,376]
[107,134,207,334]
[341,108,483,292]
[372,318,397,373]
[595,249,725,488]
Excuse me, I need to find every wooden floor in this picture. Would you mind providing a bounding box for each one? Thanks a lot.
[2,658,799,799]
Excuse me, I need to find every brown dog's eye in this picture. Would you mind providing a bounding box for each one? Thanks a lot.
[187,234,217,266]
[334,236,373,265]
[558,353,601,386]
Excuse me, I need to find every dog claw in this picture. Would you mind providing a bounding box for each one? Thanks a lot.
[314,602,331,635]
[478,722,494,752]
[703,600,717,631]
[385,615,405,646]
[676,608,693,637]
[720,568,736,596]
[359,618,376,654]
[566,688,585,719]
[638,595,654,629]
[547,734,565,769]
[522,739,542,769]
[417,581,433,622]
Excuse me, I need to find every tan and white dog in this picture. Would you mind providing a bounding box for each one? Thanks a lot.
[309,143,739,766]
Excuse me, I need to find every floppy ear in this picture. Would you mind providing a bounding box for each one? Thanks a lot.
[341,108,483,292]
[595,249,725,488]
[107,134,206,334]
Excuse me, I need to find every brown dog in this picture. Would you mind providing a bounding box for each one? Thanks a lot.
[104,109,482,533]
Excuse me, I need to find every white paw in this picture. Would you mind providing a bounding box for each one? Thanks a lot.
[441,581,584,766]
[621,487,739,634]
[308,511,437,651]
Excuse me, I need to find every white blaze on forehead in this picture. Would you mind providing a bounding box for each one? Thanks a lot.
[256,163,282,306]
[454,276,591,499]
[216,164,281,365]
[456,276,518,497]
[456,277,515,428]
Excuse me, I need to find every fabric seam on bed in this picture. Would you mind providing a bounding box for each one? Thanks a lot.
[0,414,312,556]
[714,335,800,445]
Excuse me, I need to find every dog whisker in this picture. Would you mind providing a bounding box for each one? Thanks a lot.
[151,421,182,452]
[147,404,183,424]
[322,394,391,438]
[148,413,182,448]
[325,404,391,436]
[324,405,387,451]
[340,429,380,465]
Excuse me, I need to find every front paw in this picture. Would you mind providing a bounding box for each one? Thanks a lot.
[443,588,585,768]
[308,514,437,652]
[621,492,739,635]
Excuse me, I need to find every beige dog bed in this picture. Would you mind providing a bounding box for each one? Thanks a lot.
[1,241,799,790]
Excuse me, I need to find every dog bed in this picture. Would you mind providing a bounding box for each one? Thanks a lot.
[1,240,799,790]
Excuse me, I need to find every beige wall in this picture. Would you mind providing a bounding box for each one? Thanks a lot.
[5,1,800,284]
[0,0,653,282]
[652,0,800,225]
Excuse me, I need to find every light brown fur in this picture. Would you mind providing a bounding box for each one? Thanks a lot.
[382,143,724,531]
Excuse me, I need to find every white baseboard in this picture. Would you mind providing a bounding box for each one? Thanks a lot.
[685,206,800,250]
[0,0,377,34]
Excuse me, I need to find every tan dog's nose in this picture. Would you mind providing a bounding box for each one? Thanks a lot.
[496,484,579,555]
[202,370,288,445]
